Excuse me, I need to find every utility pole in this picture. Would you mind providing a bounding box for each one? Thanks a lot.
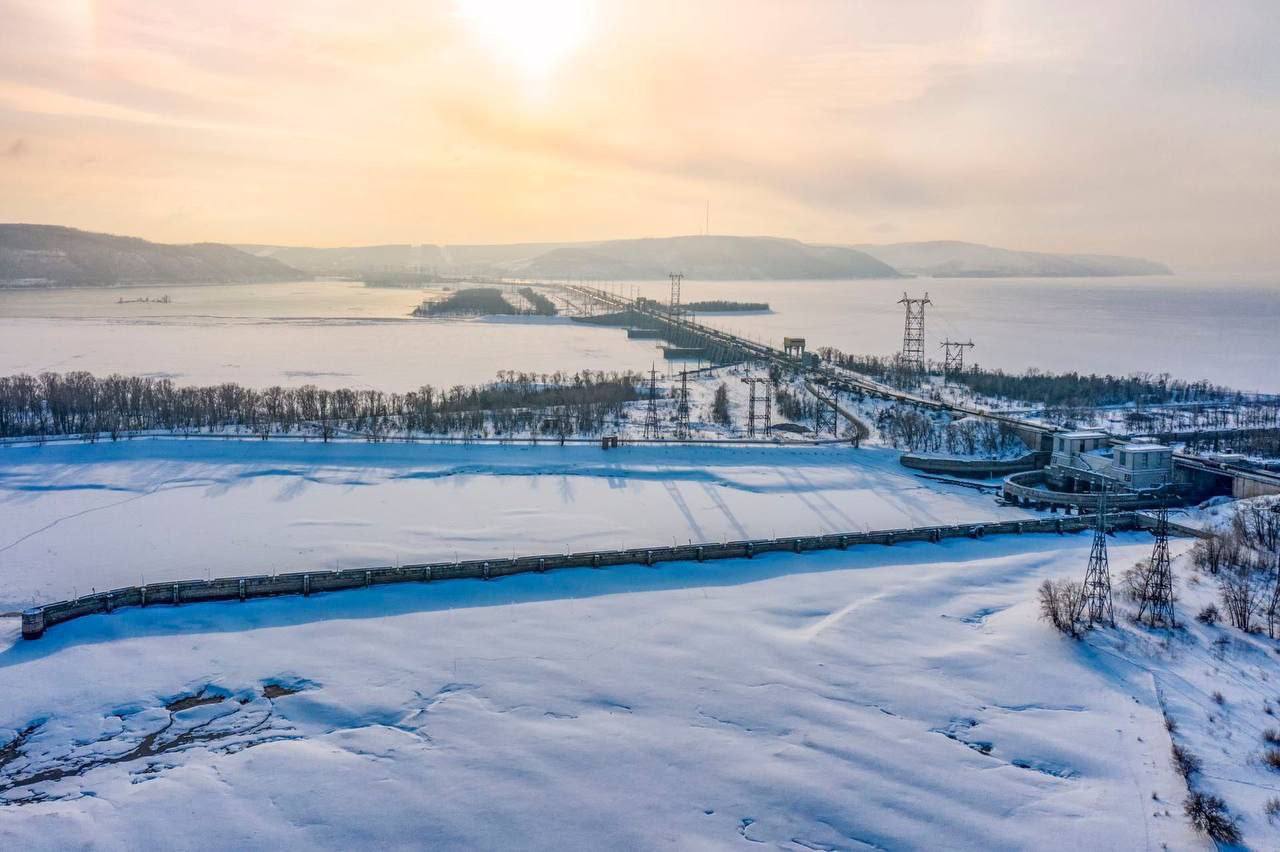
[643,364,661,439]
[1140,502,1176,627]
[940,339,975,378]
[1078,487,1116,628]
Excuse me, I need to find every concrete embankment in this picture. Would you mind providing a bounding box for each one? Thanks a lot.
[21,512,1179,640]
[899,451,1047,478]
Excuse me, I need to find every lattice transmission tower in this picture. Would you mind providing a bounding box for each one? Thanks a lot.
[1139,503,1176,627]
[1078,488,1116,628]
[674,369,691,440]
[898,292,932,374]
[742,377,771,438]
[642,364,662,439]
[812,391,839,437]
[668,273,683,321]
[940,339,975,378]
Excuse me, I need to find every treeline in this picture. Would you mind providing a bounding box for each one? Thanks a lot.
[684,300,769,312]
[873,404,1024,456]
[1189,500,1280,635]
[818,348,1230,408]
[1185,430,1280,457]
[414,288,516,316]
[0,371,642,440]
[1125,403,1280,437]
[518,287,558,316]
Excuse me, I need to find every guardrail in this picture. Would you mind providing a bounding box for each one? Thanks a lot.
[20,512,1171,640]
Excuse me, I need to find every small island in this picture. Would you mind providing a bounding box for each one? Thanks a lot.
[683,299,770,313]
[518,286,558,316]
[412,286,559,317]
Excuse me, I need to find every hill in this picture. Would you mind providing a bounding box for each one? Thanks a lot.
[506,236,899,280]
[241,235,899,281]
[853,240,1171,278]
[0,225,302,288]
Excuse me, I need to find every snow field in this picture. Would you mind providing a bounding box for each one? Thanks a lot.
[0,535,1208,849]
[0,440,1034,611]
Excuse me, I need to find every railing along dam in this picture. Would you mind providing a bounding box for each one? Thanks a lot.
[20,512,1192,640]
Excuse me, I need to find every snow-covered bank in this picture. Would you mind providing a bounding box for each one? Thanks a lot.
[0,535,1206,849]
[0,441,1033,611]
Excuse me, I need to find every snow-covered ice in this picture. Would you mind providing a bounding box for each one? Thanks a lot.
[0,534,1211,849]
[0,440,1033,610]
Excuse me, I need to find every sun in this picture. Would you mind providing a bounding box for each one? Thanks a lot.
[456,0,592,81]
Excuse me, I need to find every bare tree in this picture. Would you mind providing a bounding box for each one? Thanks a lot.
[1038,579,1085,638]
[1219,557,1265,631]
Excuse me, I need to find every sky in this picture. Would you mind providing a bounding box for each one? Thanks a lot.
[0,1,1277,271]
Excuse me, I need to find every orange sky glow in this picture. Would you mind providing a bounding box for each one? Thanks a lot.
[0,1,1277,270]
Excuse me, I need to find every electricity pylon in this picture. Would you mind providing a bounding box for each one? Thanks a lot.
[642,364,661,439]
[898,292,932,374]
[1078,487,1116,628]
[742,377,771,438]
[1139,503,1176,628]
[668,273,683,321]
[674,369,691,440]
[940,339,975,377]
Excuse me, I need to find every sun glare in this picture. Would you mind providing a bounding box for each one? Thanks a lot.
[456,0,592,81]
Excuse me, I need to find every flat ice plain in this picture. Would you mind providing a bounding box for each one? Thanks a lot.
[0,441,1033,610]
[0,534,1206,849]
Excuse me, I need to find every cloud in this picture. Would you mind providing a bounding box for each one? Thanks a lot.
[0,1,1275,269]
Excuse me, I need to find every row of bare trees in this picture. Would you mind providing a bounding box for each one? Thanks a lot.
[816,346,1244,411]
[872,404,1024,457]
[0,371,642,440]
[1191,500,1280,635]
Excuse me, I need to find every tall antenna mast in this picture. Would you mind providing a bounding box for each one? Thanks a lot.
[898,292,932,376]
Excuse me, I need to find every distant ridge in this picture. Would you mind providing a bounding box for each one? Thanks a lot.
[0,224,302,288]
[0,225,1171,286]
[242,235,1169,280]
[852,240,1172,278]
[241,235,899,280]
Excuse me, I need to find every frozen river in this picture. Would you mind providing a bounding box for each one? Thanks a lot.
[625,274,1280,394]
[0,274,1276,391]
[0,440,1032,610]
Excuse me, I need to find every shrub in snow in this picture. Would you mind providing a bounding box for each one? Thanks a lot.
[1264,748,1280,772]
[1038,578,1084,638]
[1266,797,1280,823]
[1172,743,1202,780]
[1265,728,1280,746]
[1183,792,1241,844]
[1196,604,1220,626]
